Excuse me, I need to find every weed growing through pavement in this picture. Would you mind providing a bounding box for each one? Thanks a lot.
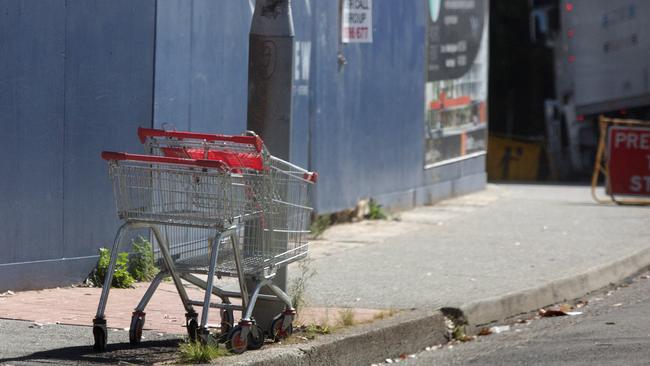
[90,248,134,288]
[366,199,387,220]
[178,341,229,363]
[291,308,399,343]
[373,308,399,320]
[129,236,159,282]
[339,308,355,327]
[310,214,332,239]
[89,236,160,288]
[302,323,332,340]
[310,198,392,238]
[289,259,317,313]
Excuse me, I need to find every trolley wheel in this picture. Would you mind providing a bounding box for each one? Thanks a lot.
[92,324,107,352]
[129,312,145,345]
[219,308,234,338]
[225,325,248,354]
[247,324,265,351]
[270,315,293,342]
[186,317,199,342]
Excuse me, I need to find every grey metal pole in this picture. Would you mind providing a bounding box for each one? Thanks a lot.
[246,0,294,333]
[248,0,294,160]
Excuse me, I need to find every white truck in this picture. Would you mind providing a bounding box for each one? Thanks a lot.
[543,0,650,177]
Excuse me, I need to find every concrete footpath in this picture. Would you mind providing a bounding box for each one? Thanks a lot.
[1,184,649,365]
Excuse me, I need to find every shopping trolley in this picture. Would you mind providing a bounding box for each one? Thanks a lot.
[136,127,318,346]
[93,131,316,354]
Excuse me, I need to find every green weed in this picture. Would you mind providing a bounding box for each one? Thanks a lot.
[310,215,332,239]
[366,199,387,220]
[338,308,355,327]
[373,308,399,320]
[302,323,331,340]
[129,236,159,282]
[178,341,229,363]
[91,248,134,288]
[289,259,317,312]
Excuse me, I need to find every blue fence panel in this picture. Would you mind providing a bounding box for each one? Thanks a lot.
[309,1,428,213]
[62,0,156,262]
[154,0,193,130]
[154,0,313,167]
[154,0,251,134]
[290,0,313,168]
[0,0,66,264]
[0,0,156,291]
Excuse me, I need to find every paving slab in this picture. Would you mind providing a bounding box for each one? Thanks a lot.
[0,282,382,335]
[0,282,205,334]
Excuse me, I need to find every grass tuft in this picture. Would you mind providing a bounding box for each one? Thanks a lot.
[302,323,331,340]
[373,308,399,320]
[310,215,332,239]
[366,199,387,220]
[289,259,317,313]
[338,308,355,327]
[178,341,229,364]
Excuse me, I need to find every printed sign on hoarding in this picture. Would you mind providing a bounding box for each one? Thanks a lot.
[607,126,650,196]
[424,0,489,167]
[341,0,373,43]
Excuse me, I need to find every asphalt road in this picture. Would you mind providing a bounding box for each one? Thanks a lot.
[395,271,650,366]
[0,321,180,365]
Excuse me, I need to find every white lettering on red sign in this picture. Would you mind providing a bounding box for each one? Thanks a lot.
[608,127,650,196]
[614,131,650,149]
[630,175,650,192]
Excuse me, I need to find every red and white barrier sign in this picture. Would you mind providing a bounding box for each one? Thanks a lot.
[608,126,650,196]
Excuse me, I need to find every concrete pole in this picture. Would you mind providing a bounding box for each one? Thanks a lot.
[248,0,294,160]
[246,0,294,333]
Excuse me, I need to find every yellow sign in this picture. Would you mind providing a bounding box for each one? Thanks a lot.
[487,135,541,181]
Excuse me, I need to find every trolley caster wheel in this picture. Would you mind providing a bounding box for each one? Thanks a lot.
[270,315,293,342]
[225,325,249,354]
[129,311,145,345]
[92,321,107,352]
[219,308,234,340]
[186,316,199,342]
[247,324,265,350]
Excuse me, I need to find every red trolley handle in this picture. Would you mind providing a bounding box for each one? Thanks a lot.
[101,151,230,170]
[137,127,264,153]
[303,171,318,183]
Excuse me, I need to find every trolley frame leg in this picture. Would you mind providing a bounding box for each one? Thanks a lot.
[94,222,131,320]
[133,270,166,312]
[199,231,223,331]
[230,229,250,311]
[241,278,271,321]
[93,222,132,351]
[266,282,293,309]
[267,282,295,330]
[151,225,195,314]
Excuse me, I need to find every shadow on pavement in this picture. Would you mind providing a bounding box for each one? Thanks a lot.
[0,339,182,365]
